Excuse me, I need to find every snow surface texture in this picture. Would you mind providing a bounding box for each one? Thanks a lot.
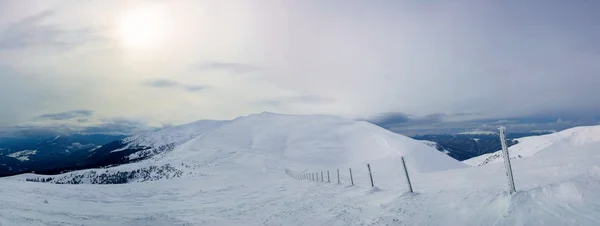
[1,114,600,225]
[464,125,600,166]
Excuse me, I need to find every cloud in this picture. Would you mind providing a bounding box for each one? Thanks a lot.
[451,112,481,117]
[287,95,335,104]
[35,110,94,121]
[144,79,179,88]
[0,117,153,137]
[421,113,447,123]
[143,79,208,92]
[184,85,207,92]
[368,111,600,136]
[255,95,335,107]
[1,0,600,131]
[194,61,262,74]
[80,118,152,135]
[0,125,76,137]
[0,10,104,51]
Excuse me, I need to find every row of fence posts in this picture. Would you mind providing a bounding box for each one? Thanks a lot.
[285,126,518,195]
[285,156,414,193]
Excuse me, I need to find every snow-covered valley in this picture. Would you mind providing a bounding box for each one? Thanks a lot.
[1,113,600,225]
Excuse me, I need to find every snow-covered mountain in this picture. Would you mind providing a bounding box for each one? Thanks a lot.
[3,114,600,225]
[18,112,465,184]
[464,125,600,166]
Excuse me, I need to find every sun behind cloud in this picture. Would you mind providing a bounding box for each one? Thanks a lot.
[118,6,172,50]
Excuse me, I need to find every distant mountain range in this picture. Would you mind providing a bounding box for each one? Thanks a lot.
[0,121,224,178]
[464,125,600,166]
[411,131,553,161]
[0,134,126,176]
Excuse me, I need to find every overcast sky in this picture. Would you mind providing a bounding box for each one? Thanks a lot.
[0,0,599,134]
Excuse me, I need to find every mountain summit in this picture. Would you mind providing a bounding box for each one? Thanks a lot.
[23,113,465,184]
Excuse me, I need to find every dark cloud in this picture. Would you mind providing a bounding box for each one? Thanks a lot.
[183,85,207,92]
[144,79,179,88]
[366,112,411,126]
[0,118,152,137]
[0,125,75,137]
[35,110,94,121]
[194,61,261,74]
[366,112,446,128]
[368,112,600,136]
[143,79,208,92]
[421,113,447,123]
[0,10,105,51]
[451,112,481,117]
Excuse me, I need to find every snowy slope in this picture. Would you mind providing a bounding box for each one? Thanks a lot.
[107,119,227,160]
[121,120,227,149]
[15,113,465,184]
[421,140,452,155]
[2,115,600,225]
[174,112,466,172]
[464,125,600,166]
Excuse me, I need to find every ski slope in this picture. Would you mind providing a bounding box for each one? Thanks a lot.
[1,114,600,225]
[464,125,600,166]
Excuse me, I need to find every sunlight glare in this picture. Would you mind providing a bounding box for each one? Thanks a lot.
[118,6,170,50]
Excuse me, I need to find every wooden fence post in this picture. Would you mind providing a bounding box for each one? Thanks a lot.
[367,164,374,187]
[499,126,517,194]
[349,168,354,185]
[401,156,413,193]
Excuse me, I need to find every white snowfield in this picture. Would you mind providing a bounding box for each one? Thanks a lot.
[464,125,600,166]
[1,113,600,225]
